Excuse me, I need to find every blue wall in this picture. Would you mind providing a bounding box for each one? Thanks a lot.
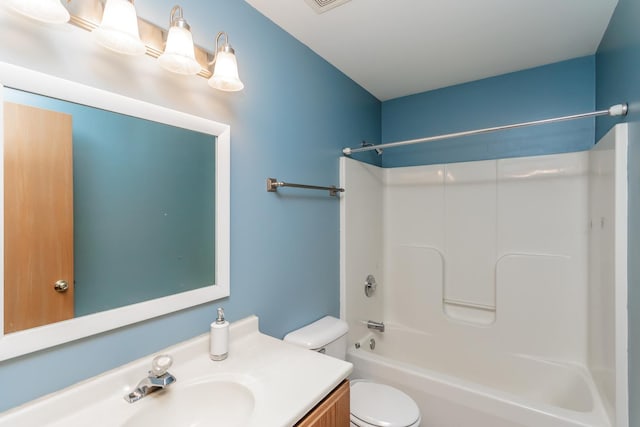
[595,0,640,424]
[0,0,380,412]
[381,56,596,167]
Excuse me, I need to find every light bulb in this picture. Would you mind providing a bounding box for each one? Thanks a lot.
[158,5,201,75]
[208,49,244,92]
[159,26,201,75]
[93,0,146,56]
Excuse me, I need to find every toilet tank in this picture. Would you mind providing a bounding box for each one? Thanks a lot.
[283,316,349,360]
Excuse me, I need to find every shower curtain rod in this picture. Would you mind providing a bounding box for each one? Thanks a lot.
[342,103,628,156]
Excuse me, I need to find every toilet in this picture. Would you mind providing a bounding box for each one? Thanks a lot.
[284,316,421,427]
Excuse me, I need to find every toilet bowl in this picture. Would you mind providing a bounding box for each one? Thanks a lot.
[284,316,421,427]
[350,380,421,427]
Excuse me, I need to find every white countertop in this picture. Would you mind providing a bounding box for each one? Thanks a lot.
[0,316,353,427]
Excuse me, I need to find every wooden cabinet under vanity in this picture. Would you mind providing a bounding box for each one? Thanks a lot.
[295,380,350,427]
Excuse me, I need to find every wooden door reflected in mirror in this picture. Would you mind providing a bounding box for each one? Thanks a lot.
[4,102,74,333]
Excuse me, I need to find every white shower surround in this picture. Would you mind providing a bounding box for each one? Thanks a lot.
[339,124,628,427]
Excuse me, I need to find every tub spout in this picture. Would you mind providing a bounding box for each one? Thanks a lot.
[367,320,385,332]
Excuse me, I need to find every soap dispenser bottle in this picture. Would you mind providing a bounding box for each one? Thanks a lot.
[210,307,229,361]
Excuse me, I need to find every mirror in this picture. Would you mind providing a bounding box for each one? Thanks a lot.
[4,87,216,332]
[0,62,230,360]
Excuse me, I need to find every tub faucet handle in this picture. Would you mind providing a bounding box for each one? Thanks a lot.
[365,274,377,297]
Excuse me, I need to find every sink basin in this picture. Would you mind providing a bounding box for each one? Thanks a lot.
[122,379,255,427]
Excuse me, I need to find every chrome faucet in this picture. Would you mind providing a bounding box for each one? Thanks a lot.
[124,354,177,403]
[367,320,385,332]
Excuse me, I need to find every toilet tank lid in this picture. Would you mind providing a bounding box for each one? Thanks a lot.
[283,316,348,350]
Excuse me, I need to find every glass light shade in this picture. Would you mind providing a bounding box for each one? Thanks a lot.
[93,0,145,56]
[4,0,70,24]
[208,50,244,92]
[158,26,201,75]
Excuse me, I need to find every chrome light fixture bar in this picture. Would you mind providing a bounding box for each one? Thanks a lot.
[66,8,213,79]
[51,1,243,86]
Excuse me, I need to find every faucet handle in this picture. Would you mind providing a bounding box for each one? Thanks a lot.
[150,354,173,377]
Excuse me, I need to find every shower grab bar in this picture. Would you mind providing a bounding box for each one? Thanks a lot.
[342,103,628,155]
[266,178,345,197]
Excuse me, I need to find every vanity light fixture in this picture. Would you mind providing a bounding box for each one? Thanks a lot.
[3,0,69,24]
[93,0,146,56]
[208,31,244,92]
[2,0,245,91]
[158,5,201,75]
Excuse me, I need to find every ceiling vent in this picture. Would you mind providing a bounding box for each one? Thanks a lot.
[304,0,352,14]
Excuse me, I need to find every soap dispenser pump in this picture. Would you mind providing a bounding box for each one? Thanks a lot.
[210,307,229,361]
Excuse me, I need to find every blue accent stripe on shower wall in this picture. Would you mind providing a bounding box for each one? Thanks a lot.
[596,0,640,424]
[380,56,596,168]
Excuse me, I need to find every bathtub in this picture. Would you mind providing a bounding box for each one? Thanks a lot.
[347,327,611,427]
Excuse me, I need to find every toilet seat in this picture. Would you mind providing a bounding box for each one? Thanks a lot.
[350,380,421,427]
[350,415,421,427]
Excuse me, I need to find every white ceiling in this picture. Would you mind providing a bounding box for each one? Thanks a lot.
[245,0,619,101]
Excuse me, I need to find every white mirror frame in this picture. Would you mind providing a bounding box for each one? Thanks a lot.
[0,62,230,361]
